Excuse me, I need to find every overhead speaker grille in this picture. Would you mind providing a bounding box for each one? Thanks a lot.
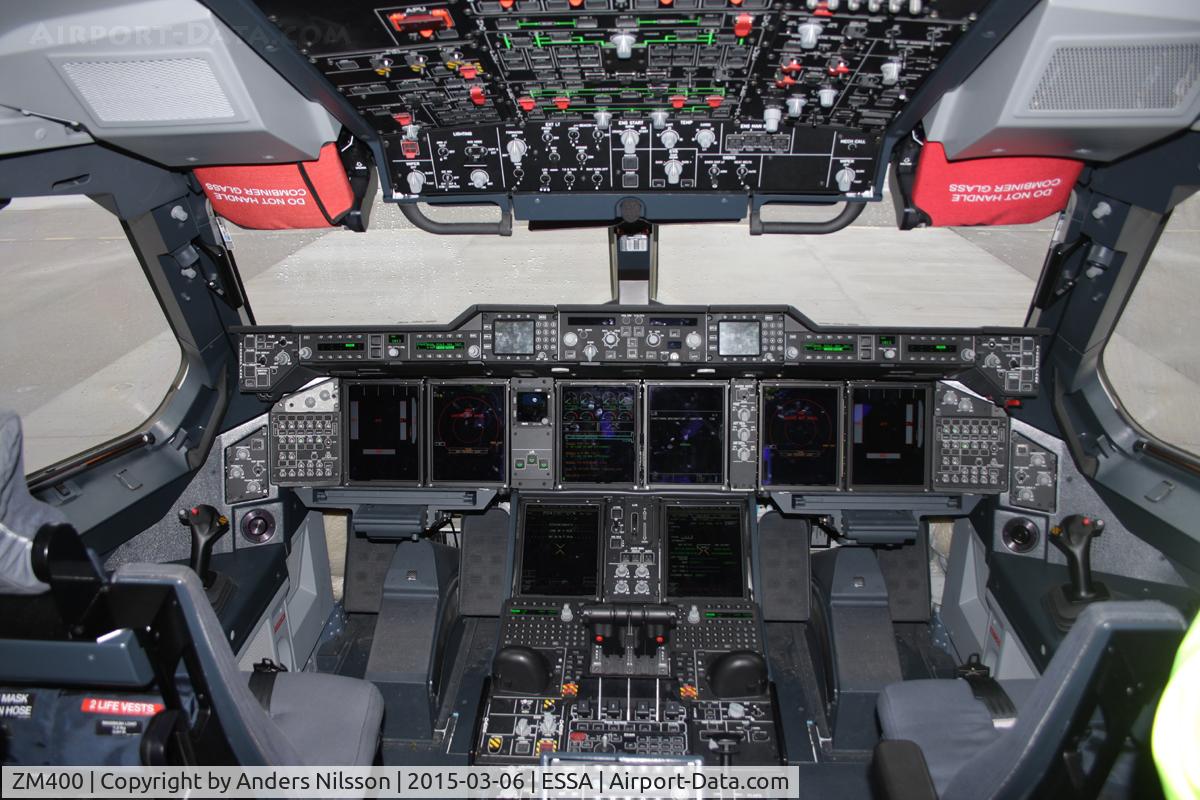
[1028,43,1200,113]
[60,58,236,124]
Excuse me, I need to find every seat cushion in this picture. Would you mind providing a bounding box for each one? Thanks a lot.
[265,672,384,765]
[876,679,1002,796]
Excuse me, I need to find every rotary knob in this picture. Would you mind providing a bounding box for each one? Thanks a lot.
[602,332,619,348]
[615,580,630,595]
[469,169,489,189]
[467,344,481,358]
[615,564,630,578]
[738,447,752,462]
[563,331,579,347]
[646,332,662,347]
[695,128,717,149]
[583,343,599,361]
[635,564,650,579]
[298,346,312,360]
[660,129,680,149]
[738,428,751,442]
[620,129,639,155]
[611,32,635,59]
[685,331,702,349]
[387,345,401,358]
[506,139,527,165]
[738,407,751,422]
[664,160,684,185]
[882,347,897,360]
[406,171,426,194]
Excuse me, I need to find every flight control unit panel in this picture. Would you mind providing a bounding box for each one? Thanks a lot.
[251,0,993,202]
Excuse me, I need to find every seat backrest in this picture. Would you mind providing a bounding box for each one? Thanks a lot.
[112,563,303,765]
[942,600,1186,800]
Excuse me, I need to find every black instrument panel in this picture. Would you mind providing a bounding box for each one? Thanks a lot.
[251,0,992,202]
[235,305,1044,403]
[262,374,1011,494]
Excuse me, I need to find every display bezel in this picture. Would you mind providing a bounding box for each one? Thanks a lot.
[514,497,604,601]
[661,497,750,601]
[757,380,844,491]
[643,381,729,489]
[846,382,932,492]
[426,379,510,488]
[556,381,641,489]
[342,379,424,487]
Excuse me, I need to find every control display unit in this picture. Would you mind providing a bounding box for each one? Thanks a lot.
[849,384,929,489]
[518,503,602,599]
[559,383,638,486]
[665,505,745,599]
[429,381,508,484]
[645,383,726,486]
[760,382,841,489]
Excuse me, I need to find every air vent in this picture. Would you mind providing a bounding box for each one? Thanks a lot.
[60,58,236,124]
[1029,43,1200,113]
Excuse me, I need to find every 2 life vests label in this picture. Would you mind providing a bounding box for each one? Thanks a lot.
[79,698,164,717]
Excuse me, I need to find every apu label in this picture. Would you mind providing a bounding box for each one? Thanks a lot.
[80,698,163,716]
[0,691,36,719]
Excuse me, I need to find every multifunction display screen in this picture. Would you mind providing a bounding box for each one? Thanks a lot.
[717,321,761,356]
[346,382,421,483]
[665,506,744,598]
[519,504,601,597]
[493,320,536,355]
[850,385,928,487]
[429,383,506,483]
[760,384,841,487]
[646,384,725,485]
[559,384,637,484]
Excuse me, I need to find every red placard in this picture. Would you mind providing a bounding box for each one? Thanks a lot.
[195,142,354,230]
[911,141,1083,227]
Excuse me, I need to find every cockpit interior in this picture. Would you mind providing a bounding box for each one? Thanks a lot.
[1,0,1199,797]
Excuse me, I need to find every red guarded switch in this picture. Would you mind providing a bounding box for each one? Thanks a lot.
[518,95,536,112]
[460,64,478,79]
[500,0,515,8]
[554,96,571,110]
[392,112,413,126]
[706,95,723,108]
[782,59,802,74]
[401,139,420,159]
[469,86,486,105]
[734,13,753,37]
[569,0,584,7]
[389,8,454,36]
[670,94,686,109]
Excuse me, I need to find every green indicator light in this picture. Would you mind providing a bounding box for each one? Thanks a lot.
[805,343,855,353]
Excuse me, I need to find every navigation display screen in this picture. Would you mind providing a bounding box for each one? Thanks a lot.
[718,321,761,356]
[346,383,421,483]
[666,506,744,598]
[429,383,506,483]
[646,384,725,485]
[761,384,841,487]
[493,320,536,355]
[519,505,600,597]
[560,384,637,484]
[850,385,928,487]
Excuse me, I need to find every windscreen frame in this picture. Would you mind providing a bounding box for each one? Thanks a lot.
[846,382,932,491]
[342,379,424,486]
[426,379,509,487]
[514,497,604,600]
[661,497,750,601]
[758,380,844,491]
[557,381,641,489]
[643,381,729,489]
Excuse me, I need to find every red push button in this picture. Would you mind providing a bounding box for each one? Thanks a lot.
[670,94,686,109]
[469,86,486,105]
[734,13,752,37]
[401,139,420,159]
[554,96,571,110]
[460,64,478,79]
[500,0,515,8]
[706,95,723,108]
[518,96,536,112]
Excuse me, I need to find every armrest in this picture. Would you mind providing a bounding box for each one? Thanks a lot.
[870,740,938,800]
